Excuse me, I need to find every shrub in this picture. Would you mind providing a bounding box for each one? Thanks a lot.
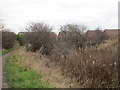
[25,22,55,55]
[2,30,16,49]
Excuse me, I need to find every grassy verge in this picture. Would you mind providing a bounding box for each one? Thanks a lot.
[0,46,21,56]
[0,48,13,56]
[5,51,55,88]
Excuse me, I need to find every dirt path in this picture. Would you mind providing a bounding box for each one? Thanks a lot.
[0,52,13,88]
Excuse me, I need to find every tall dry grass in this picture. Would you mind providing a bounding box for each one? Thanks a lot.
[51,40,118,88]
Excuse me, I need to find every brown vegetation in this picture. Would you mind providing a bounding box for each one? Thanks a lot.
[51,39,118,88]
[23,23,118,88]
[2,30,16,49]
[25,22,56,55]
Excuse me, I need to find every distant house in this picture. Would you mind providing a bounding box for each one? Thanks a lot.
[85,30,103,39]
[85,30,103,44]
[58,31,66,39]
[103,29,119,39]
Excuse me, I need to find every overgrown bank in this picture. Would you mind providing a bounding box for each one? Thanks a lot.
[51,40,118,88]
[5,49,55,88]
[23,22,118,88]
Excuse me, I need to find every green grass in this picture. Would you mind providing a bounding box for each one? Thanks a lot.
[5,54,55,88]
[0,46,22,56]
[0,48,13,56]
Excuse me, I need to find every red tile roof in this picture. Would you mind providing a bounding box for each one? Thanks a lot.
[103,29,119,38]
[85,30,102,38]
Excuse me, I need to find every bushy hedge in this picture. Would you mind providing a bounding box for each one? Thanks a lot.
[2,30,16,49]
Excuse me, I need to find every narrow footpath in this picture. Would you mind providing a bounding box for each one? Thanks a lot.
[1,52,13,88]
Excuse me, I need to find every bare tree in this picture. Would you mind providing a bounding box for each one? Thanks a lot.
[53,24,87,60]
[60,24,86,50]
[25,22,55,55]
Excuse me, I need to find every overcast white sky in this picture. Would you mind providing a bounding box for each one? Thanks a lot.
[0,0,119,33]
